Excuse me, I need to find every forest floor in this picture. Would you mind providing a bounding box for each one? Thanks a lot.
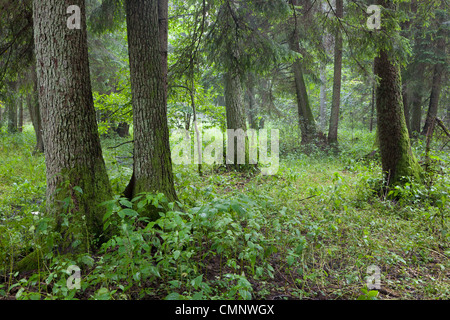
[0,125,449,300]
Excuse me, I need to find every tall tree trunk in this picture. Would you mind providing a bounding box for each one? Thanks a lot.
[115,122,130,137]
[247,73,258,130]
[421,63,445,136]
[409,63,425,135]
[374,0,421,187]
[327,0,343,144]
[6,95,17,133]
[319,61,327,131]
[374,49,422,186]
[224,72,246,131]
[158,0,168,102]
[33,0,112,250]
[410,90,422,135]
[26,92,44,153]
[289,1,317,144]
[410,92,422,136]
[17,98,23,133]
[369,81,376,132]
[224,70,250,168]
[27,62,44,153]
[124,0,178,216]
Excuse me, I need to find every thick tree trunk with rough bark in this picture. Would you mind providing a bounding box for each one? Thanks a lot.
[33,0,112,250]
[224,70,251,168]
[158,0,169,100]
[327,0,343,145]
[374,0,421,187]
[224,72,246,132]
[374,49,422,186]
[124,0,178,215]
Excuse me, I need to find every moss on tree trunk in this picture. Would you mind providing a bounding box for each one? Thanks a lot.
[124,0,178,219]
[374,50,422,186]
[33,0,112,256]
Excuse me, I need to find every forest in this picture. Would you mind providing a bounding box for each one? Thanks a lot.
[0,0,449,303]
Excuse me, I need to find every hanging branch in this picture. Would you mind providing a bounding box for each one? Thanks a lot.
[108,140,134,149]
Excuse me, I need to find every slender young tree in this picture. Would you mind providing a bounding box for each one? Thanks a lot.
[33,0,112,250]
[422,63,445,135]
[327,0,343,145]
[204,0,291,164]
[17,97,23,132]
[421,21,447,136]
[402,81,410,133]
[409,76,424,135]
[289,0,317,144]
[27,61,44,153]
[6,92,17,133]
[319,61,327,131]
[123,0,178,215]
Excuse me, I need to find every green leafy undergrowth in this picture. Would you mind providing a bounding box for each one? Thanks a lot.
[1,128,449,300]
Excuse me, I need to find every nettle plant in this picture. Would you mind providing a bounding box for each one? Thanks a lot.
[95,191,275,300]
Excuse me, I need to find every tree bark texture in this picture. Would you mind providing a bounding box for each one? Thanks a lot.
[374,49,422,186]
[327,0,343,144]
[33,0,112,248]
[125,0,178,212]
[224,70,250,168]
[224,72,246,132]
[158,0,169,102]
